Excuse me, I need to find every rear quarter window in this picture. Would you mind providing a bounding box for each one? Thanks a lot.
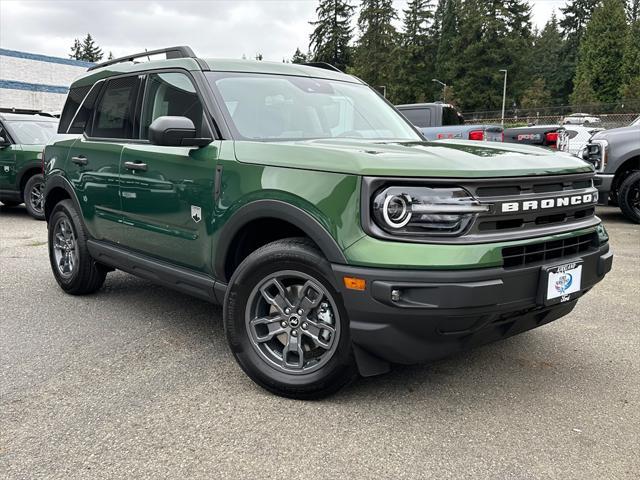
[58,85,90,133]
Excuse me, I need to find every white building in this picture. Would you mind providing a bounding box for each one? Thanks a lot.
[0,48,93,114]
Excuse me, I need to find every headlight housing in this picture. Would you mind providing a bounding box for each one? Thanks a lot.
[372,186,488,236]
[581,139,608,171]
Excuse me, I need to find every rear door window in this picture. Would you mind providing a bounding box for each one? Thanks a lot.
[442,106,463,126]
[399,108,431,128]
[91,76,141,139]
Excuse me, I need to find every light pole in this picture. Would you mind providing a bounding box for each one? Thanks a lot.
[432,78,446,103]
[500,69,508,126]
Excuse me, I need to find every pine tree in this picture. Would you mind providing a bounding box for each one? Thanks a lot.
[291,48,308,64]
[533,13,565,104]
[352,0,399,97]
[620,10,640,99]
[394,0,436,104]
[107,51,115,61]
[69,39,82,60]
[626,0,639,23]
[80,34,103,62]
[433,0,459,84]
[558,0,600,103]
[521,78,549,109]
[570,0,628,105]
[309,0,355,71]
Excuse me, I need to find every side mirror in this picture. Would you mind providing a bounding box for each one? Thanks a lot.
[0,136,10,148]
[148,116,212,147]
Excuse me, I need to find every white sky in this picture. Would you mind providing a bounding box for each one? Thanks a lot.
[0,0,568,62]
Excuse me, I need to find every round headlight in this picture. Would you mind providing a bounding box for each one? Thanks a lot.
[382,194,412,228]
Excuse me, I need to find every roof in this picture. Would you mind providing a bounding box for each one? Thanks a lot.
[0,112,58,122]
[72,56,360,88]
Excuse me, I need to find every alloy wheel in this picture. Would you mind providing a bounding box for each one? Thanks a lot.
[245,270,340,374]
[29,181,44,214]
[52,217,78,278]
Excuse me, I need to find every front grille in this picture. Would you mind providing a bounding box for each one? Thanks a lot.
[502,232,598,268]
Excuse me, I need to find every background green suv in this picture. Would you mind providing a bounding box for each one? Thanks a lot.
[0,113,57,219]
[43,47,612,398]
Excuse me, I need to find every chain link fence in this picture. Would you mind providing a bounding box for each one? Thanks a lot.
[463,102,640,129]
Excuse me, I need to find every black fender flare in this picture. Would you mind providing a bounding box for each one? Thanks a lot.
[43,174,82,221]
[214,199,347,282]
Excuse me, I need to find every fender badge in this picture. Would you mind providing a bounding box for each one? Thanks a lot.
[191,205,202,223]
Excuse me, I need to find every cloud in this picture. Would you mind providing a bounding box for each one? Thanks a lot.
[0,0,564,61]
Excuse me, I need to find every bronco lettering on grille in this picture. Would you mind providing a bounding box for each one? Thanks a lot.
[501,193,596,213]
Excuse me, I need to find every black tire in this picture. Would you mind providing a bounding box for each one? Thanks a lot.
[0,200,21,207]
[617,170,640,224]
[224,238,357,399]
[48,199,107,295]
[23,173,45,220]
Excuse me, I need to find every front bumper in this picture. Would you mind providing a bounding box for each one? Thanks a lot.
[333,243,612,370]
[594,173,614,202]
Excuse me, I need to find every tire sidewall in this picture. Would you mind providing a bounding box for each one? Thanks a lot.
[48,201,82,288]
[224,241,354,395]
[618,170,640,224]
[23,173,45,220]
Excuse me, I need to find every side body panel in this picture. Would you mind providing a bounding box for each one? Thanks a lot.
[118,142,221,273]
[0,144,19,192]
[64,137,124,242]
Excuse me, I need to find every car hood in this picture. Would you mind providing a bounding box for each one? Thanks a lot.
[233,138,593,178]
[591,124,640,141]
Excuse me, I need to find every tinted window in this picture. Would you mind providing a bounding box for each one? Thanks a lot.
[68,83,103,134]
[140,72,207,139]
[0,124,10,143]
[399,108,431,128]
[58,85,90,133]
[442,106,463,126]
[92,76,140,139]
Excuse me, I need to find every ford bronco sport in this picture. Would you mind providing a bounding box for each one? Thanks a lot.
[44,47,612,398]
[0,113,58,219]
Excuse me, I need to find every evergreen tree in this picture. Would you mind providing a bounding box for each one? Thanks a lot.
[352,0,399,98]
[309,0,355,71]
[558,0,600,103]
[433,0,459,84]
[291,48,308,64]
[448,0,533,111]
[107,51,115,61]
[69,38,82,60]
[570,0,628,105]
[533,13,565,104]
[521,78,549,109]
[80,34,103,62]
[626,0,639,23]
[620,9,640,99]
[255,53,264,61]
[394,0,436,103]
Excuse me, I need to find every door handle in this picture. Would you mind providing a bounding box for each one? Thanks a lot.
[124,161,147,172]
[71,156,88,166]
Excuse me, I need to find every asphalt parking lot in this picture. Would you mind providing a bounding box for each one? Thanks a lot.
[1,205,638,479]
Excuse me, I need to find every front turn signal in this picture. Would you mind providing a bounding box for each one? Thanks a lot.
[343,276,366,291]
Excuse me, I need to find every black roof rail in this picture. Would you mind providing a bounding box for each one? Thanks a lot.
[87,46,197,71]
[302,62,342,73]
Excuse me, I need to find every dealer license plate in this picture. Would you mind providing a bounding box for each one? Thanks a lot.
[545,261,583,304]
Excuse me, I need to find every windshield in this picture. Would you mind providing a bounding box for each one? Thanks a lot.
[206,72,420,141]
[6,120,57,144]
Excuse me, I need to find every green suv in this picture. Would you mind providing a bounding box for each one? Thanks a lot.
[44,47,612,398]
[1,113,58,219]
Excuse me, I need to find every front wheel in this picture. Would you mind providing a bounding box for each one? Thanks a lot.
[23,174,45,220]
[618,170,640,224]
[224,238,356,399]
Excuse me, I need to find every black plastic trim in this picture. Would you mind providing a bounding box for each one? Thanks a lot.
[214,199,347,282]
[16,161,42,191]
[87,239,220,304]
[0,189,21,202]
[43,174,83,221]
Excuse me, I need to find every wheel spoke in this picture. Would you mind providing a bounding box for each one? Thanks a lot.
[282,332,304,369]
[301,318,336,350]
[249,315,286,343]
[259,278,294,315]
[296,280,324,312]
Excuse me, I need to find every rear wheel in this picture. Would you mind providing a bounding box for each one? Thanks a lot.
[224,238,356,399]
[48,199,107,294]
[23,174,45,220]
[618,170,640,224]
